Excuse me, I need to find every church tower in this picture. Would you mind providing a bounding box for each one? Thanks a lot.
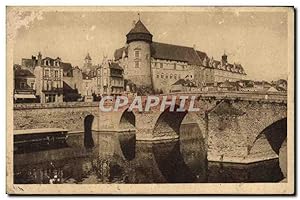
[84,53,92,69]
[126,19,153,88]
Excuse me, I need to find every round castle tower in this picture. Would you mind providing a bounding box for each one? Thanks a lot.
[126,20,153,88]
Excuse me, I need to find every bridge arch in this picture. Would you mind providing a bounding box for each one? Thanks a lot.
[248,117,287,178]
[119,108,136,130]
[249,117,287,155]
[83,114,95,148]
[152,105,188,139]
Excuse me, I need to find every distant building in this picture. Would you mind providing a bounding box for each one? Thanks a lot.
[62,63,82,102]
[22,53,64,103]
[273,79,287,91]
[114,19,247,93]
[83,53,93,71]
[170,79,197,93]
[108,61,124,96]
[202,81,239,92]
[98,58,124,96]
[32,52,64,103]
[13,64,37,103]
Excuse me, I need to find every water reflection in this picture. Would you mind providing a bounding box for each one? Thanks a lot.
[14,123,284,184]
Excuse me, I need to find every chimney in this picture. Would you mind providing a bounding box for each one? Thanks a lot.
[37,52,42,66]
[221,53,227,64]
[31,56,36,67]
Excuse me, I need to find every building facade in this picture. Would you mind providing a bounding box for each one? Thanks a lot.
[114,19,247,93]
[33,53,64,103]
[13,64,37,103]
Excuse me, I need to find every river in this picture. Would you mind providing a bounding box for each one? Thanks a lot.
[13,123,285,184]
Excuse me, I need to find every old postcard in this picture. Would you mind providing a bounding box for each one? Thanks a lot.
[6,6,294,194]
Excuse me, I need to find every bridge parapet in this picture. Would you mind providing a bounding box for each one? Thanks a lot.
[168,91,287,103]
[13,102,100,110]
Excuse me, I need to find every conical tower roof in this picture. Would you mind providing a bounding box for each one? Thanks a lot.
[126,20,152,43]
[128,20,151,35]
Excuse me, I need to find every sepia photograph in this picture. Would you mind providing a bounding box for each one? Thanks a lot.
[6,6,294,194]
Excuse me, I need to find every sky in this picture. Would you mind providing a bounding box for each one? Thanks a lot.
[11,8,289,81]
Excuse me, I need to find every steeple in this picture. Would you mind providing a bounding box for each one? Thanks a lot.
[85,53,92,61]
[126,18,153,44]
[84,53,92,69]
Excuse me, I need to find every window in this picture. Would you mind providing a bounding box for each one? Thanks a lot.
[135,61,140,68]
[44,69,49,77]
[46,94,56,103]
[173,63,176,70]
[31,83,34,89]
[161,73,164,78]
[170,74,173,79]
[166,74,168,79]
[160,63,163,68]
[156,74,159,78]
[174,74,177,80]
[55,70,58,78]
[134,50,140,58]
[20,82,25,89]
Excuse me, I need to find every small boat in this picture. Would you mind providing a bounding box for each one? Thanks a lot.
[14,128,68,153]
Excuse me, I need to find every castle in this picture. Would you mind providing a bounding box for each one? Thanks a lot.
[114,19,247,93]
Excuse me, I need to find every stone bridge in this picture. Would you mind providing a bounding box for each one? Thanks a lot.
[13,91,287,163]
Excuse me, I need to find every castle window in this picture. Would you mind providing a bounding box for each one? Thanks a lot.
[134,50,140,58]
[135,61,140,68]
[44,69,49,77]
[174,74,177,80]
[160,63,163,68]
[55,70,58,78]
[161,73,164,78]
[173,63,176,70]
[166,74,168,79]
[157,74,159,78]
[170,74,173,79]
